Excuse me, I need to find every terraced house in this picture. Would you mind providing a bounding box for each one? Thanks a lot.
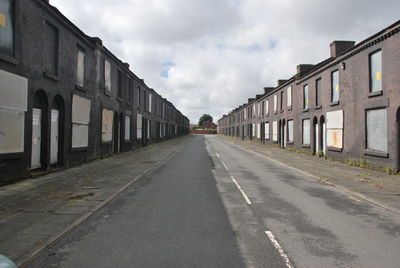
[0,0,189,184]
[218,20,400,172]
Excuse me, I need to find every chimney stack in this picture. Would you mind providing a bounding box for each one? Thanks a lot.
[330,40,355,58]
[296,64,314,78]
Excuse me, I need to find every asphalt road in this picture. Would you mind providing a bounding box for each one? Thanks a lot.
[30,135,400,268]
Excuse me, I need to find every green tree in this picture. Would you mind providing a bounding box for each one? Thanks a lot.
[198,114,213,126]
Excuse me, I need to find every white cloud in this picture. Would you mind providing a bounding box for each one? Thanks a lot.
[51,0,400,123]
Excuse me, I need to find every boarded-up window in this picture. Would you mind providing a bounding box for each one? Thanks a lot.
[124,115,131,141]
[257,123,261,139]
[265,100,269,116]
[302,119,310,145]
[71,95,91,148]
[303,84,309,109]
[370,50,382,93]
[104,60,111,94]
[101,109,113,142]
[127,78,132,104]
[0,0,14,57]
[137,113,142,139]
[331,70,339,102]
[252,104,256,117]
[288,120,293,142]
[0,70,27,154]
[274,95,277,113]
[326,110,343,149]
[76,48,85,87]
[149,93,152,113]
[287,86,292,108]
[147,120,151,139]
[44,22,59,75]
[366,109,387,152]
[117,70,122,99]
[252,123,255,138]
[272,121,278,142]
[265,122,270,140]
[280,91,284,110]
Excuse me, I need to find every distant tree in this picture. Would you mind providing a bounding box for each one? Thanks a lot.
[198,114,213,126]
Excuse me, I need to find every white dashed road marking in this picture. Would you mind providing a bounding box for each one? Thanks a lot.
[216,153,220,159]
[230,176,252,205]
[221,160,229,171]
[265,231,293,268]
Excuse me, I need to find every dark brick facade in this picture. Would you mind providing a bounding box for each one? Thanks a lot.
[218,20,400,172]
[0,0,189,184]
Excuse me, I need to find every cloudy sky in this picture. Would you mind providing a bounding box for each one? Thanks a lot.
[51,0,399,124]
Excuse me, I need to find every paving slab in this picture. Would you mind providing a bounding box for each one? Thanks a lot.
[0,136,189,266]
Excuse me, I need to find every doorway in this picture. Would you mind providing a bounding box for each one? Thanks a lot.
[31,90,48,170]
[313,117,318,154]
[320,116,326,155]
[113,112,120,153]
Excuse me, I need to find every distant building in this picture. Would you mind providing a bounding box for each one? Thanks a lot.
[202,121,217,129]
[218,20,400,172]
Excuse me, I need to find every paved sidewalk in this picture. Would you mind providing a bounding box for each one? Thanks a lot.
[0,136,190,267]
[220,135,400,213]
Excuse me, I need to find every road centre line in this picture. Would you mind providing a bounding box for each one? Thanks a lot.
[221,160,229,171]
[265,231,294,268]
[348,196,363,203]
[230,175,252,205]
[216,152,220,159]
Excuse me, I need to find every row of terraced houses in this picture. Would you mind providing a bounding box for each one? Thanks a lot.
[218,20,400,172]
[0,0,189,184]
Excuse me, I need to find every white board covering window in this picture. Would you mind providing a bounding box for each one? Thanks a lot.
[287,86,292,107]
[0,70,28,154]
[71,95,91,148]
[265,100,269,116]
[302,119,310,145]
[366,109,387,152]
[257,123,261,139]
[265,122,270,140]
[149,93,152,113]
[147,120,151,139]
[125,115,131,141]
[288,120,293,142]
[104,60,111,94]
[326,110,343,149]
[252,123,255,137]
[137,114,142,139]
[101,109,113,142]
[274,95,277,113]
[272,121,278,142]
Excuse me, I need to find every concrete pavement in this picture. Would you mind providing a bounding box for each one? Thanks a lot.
[0,136,189,267]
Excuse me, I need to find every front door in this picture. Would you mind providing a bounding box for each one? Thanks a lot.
[50,109,59,164]
[314,123,319,154]
[31,108,42,169]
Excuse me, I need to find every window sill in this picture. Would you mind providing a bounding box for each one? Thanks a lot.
[287,141,294,145]
[71,147,88,152]
[328,146,342,152]
[75,84,86,92]
[314,105,322,110]
[124,140,132,144]
[104,89,111,96]
[364,150,388,158]
[330,101,340,106]
[117,97,123,102]
[302,144,310,148]
[280,110,284,113]
[0,152,25,160]
[0,53,18,65]
[302,108,309,112]
[43,70,59,82]
[127,102,132,106]
[101,141,112,146]
[368,90,383,98]
[288,106,292,111]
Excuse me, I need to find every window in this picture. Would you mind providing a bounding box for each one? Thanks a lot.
[261,101,265,116]
[44,22,59,75]
[137,87,141,107]
[326,110,344,149]
[136,113,142,139]
[76,48,85,87]
[331,70,339,102]
[258,102,261,117]
[272,121,278,142]
[104,60,111,94]
[147,120,151,139]
[124,115,131,141]
[274,95,277,113]
[366,109,387,152]
[256,123,260,139]
[302,119,310,145]
[117,70,122,99]
[0,70,27,154]
[72,95,91,148]
[370,50,382,93]
[265,100,269,116]
[265,122,270,140]
[280,91,284,111]
[315,78,321,106]
[287,86,292,108]
[127,78,132,104]
[303,84,309,109]
[101,109,113,142]
[252,104,256,117]
[288,120,293,142]
[149,93,152,113]
[0,0,14,57]
[252,123,255,137]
